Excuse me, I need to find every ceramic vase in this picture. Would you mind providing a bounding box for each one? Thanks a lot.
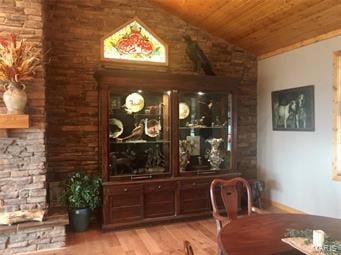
[206,138,224,170]
[179,140,192,171]
[3,82,27,114]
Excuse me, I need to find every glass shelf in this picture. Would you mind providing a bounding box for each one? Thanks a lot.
[109,113,162,118]
[108,90,170,178]
[178,91,233,174]
[179,126,228,130]
[132,113,162,117]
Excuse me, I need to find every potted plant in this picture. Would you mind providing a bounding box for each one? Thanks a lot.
[0,33,41,114]
[62,171,102,232]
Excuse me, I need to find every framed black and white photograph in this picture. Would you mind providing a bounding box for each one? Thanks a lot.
[272,85,314,131]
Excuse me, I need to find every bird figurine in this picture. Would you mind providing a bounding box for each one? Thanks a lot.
[183,34,215,75]
[116,120,144,142]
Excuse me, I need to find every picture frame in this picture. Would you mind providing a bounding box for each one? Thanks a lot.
[272,85,315,131]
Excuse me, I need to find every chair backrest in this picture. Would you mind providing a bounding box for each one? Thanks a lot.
[210,177,252,233]
[184,240,194,255]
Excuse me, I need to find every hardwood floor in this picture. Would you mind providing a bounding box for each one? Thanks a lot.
[27,207,285,255]
[29,219,218,255]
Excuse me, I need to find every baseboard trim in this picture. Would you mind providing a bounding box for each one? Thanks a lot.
[270,200,305,214]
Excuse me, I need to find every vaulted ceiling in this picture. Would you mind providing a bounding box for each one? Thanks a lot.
[150,0,341,59]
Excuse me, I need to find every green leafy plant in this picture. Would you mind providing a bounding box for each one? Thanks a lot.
[62,171,102,210]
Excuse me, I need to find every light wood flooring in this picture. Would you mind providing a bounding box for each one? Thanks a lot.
[29,219,218,255]
[28,207,284,255]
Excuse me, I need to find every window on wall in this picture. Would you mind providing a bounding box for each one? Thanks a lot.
[333,50,341,181]
[101,17,168,65]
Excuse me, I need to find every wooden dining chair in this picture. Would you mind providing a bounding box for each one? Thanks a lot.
[210,177,265,255]
[184,240,194,255]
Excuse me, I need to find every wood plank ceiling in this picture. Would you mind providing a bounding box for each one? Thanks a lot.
[149,0,341,59]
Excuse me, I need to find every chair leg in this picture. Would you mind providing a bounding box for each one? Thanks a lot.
[217,246,223,255]
[216,221,223,255]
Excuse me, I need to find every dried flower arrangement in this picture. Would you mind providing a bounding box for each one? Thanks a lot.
[0,33,42,114]
[0,33,41,85]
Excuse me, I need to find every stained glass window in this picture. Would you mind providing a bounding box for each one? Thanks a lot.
[103,19,168,64]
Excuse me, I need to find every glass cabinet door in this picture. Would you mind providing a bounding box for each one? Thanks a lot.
[108,90,170,178]
[178,91,233,174]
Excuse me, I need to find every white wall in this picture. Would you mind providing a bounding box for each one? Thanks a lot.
[258,36,341,218]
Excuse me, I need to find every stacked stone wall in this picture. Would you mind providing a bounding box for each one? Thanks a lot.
[0,1,67,254]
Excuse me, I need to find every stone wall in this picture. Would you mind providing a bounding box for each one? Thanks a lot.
[0,1,67,254]
[0,0,46,216]
[45,0,257,181]
[0,226,65,255]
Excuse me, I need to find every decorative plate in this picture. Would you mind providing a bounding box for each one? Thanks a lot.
[145,119,161,138]
[179,102,190,119]
[125,93,144,113]
[109,118,123,138]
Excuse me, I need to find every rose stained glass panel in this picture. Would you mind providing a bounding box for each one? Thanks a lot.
[103,20,167,64]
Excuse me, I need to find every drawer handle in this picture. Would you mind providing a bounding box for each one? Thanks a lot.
[123,188,128,192]
[157,185,162,189]
[198,171,215,175]
[131,175,152,180]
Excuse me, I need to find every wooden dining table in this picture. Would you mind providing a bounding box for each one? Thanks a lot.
[218,213,341,255]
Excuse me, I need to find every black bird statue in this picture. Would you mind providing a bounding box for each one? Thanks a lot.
[183,34,215,75]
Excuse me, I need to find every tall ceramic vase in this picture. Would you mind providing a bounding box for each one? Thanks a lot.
[179,140,192,171]
[206,138,224,170]
[3,82,27,114]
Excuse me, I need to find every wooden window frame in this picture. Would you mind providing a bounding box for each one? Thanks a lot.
[332,51,341,181]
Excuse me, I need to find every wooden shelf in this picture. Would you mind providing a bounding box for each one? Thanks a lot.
[179,126,228,130]
[0,114,29,129]
[110,140,170,144]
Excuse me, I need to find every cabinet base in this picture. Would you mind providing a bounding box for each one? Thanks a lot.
[102,212,212,231]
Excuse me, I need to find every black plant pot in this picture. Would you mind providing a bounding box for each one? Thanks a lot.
[69,208,91,232]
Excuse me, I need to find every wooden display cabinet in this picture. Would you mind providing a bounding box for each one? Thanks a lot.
[95,69,241,230]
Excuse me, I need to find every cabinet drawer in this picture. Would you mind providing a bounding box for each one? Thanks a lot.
[182,188,209,201]
[145,191,174,204]
[144,181,177,193]
[110,206,143,223]
[180,199,210,214]
[111,193,142,208]
[105,184,143,208]
[145,201,175,218]
[106,184,143,194]
[179,179,211,215]
[180,179,210,190]
[144,183,176,218]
